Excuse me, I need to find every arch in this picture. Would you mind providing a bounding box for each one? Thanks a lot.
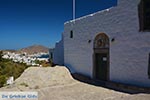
[94,33,109,48]
[93,33,110,81]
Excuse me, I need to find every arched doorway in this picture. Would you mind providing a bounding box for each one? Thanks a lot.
[93,33,109,81]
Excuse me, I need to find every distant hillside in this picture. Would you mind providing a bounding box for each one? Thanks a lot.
[2,50,16,53]
[17,45,49,54]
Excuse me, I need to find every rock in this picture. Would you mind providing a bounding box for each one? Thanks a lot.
[0,66,75,91]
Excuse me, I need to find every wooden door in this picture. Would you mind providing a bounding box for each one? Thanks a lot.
[95,53,108,81]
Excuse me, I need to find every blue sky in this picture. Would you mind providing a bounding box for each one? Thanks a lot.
[0,0,117,50]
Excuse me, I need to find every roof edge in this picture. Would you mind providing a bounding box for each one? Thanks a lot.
[64,6,116,25]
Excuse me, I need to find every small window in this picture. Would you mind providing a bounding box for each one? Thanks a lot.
[139,0,150,31]
[70,30,73,38]
[148,53,150,78]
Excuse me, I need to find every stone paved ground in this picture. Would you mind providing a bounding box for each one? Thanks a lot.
[0,66,150,100]
[38,81,150,100]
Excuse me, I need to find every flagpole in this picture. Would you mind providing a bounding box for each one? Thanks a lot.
[73,0,75,22]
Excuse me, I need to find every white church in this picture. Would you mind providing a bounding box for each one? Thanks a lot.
[51,0,150,87]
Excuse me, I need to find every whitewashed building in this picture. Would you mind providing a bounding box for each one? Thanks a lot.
[53,0,150,87]
[6,76,14,85]
[53,38,64,65]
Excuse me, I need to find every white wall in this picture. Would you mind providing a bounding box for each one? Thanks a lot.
[53,39,64,65]
[63,0,150,87]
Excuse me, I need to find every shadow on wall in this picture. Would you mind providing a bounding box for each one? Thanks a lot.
[64,64,76,73]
